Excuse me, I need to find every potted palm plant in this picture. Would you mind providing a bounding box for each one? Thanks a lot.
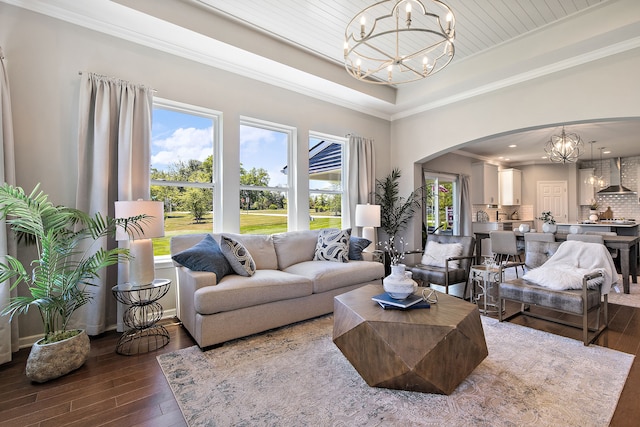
[0,183,148,382]
[375,168,422,273]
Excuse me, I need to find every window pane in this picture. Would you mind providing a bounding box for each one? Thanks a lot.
[240,190,287,234]
[151,106,215,255]
[239,123,289,233]
[309,136,343,229]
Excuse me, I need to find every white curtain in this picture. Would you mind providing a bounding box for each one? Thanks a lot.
[74,72,152,335]
[346,135,375,229]
[0,47,17,364]
[460,174,473,236]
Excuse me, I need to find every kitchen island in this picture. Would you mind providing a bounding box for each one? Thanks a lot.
[556,221,638,236]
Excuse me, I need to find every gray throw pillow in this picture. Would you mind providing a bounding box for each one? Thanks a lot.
[348,236,371,260]
[220,234,257,277]
[171,234,232,280]
[313,228,351,262]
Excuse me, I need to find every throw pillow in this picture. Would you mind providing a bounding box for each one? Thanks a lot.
[171,234,232,280]
[348,236,371,260]
[421,240,463,269]
[220,234,257,277]
[314,228,351,263]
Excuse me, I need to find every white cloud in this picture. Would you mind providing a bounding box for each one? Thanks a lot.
[151,126,213,170]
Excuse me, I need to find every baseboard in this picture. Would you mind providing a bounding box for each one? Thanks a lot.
[17,308,178,349]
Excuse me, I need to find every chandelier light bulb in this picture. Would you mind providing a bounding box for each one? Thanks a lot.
[406,2,412,27]
[360,16,366,37]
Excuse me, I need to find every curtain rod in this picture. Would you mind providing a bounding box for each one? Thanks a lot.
[78,71,157,93]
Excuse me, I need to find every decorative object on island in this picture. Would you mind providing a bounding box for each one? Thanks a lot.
[382,263,418,300]
[355,203,380,252]
[538,211,557,233]
[544,126,584,164]
[589,200,600,221]
[114,200,165,286]
[344,0,456,85]
[0,183,147,382]
[518,224,530,233]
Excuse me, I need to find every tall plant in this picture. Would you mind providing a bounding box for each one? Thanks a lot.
[0,183,147,343]
[375,168,422,243]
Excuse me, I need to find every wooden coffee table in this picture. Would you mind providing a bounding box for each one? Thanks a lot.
[333,284,488,395]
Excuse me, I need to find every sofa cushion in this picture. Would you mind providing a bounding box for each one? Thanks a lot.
[194,270,313,314]
[348,236,371,260]
[313,228,351,262]
[171,234,232,280]
[500,278,601,315]
[221,234,256,277]
[215,233,278,270]
[272,230,320,270]
[284,260,384,293]
[421,240,463,269]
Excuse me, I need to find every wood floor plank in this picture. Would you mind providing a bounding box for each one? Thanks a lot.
[2,301,640,427]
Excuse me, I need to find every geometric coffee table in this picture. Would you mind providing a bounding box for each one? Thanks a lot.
[333,284,488,395]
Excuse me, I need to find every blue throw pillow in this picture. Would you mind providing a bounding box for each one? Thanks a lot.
[171,235,232,280]
[348,236,371,260]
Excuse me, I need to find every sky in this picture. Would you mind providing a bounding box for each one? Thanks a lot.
[151,107,337,189]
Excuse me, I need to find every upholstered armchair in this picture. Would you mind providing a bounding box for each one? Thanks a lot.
[409,234,476,298]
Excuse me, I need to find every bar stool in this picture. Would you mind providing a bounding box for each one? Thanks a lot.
[490,230,524,277]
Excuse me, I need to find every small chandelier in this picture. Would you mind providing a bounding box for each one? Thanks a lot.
[344,0,456,85]
[544,127,584,164]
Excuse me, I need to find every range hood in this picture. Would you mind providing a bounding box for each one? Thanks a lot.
[597,158,636,194]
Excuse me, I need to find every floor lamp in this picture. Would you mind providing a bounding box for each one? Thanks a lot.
[115,200,165,286]
[355,204,381,252]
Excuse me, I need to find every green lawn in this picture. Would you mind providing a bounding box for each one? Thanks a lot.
[153,210,341,256]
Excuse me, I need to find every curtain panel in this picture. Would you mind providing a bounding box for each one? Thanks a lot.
[74,72,153,335]
[0,47,17,364]
[346,135,375,229]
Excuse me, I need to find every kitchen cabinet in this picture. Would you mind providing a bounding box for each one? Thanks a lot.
[471,162,499,205]
[578,168,596,205]
[499,168,522,205]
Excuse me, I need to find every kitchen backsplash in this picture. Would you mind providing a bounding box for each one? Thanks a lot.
[581,155,640,221]
[472,204,534,222]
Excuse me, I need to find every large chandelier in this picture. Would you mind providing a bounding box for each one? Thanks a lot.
[344,0,456,85]
[544,127,584,164]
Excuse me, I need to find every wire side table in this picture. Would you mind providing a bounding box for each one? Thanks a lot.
[112,279,171,355]
[470,265,504,315]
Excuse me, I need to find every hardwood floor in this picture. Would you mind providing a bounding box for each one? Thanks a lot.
[1,302,640,426]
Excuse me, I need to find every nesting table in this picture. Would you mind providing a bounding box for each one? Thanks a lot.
[469,264,504,315]
[111,279,171,355]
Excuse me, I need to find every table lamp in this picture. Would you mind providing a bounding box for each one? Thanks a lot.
[355,204,381,252]
[114,200,165,286]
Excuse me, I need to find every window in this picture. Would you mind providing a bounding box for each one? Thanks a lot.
[424,172,458,235]
[150,98,221,256]
[239,119,293,234]
[308,133,345,229]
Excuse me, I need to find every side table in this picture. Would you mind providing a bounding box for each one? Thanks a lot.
[469,265,504,315]
[111,279,171,355]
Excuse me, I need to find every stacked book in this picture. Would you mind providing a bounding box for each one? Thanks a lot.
[372,293,430,310]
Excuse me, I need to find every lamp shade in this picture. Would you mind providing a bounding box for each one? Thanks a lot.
[355,204,381,227]
[114,200,165,241]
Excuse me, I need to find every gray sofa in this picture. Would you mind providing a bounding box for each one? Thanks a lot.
[171,230,385,348]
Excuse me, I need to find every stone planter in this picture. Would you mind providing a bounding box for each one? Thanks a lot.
[25,330,90,383]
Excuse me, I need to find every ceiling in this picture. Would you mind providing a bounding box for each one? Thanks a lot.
[194,0,639,165]
[5,0,637,164]
[198,0,605,67]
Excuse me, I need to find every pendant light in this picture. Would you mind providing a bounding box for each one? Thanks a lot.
[584,141,598,185]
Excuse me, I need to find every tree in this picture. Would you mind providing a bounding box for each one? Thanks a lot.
[375,168,422,240]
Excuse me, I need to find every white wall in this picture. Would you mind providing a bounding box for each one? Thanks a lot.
[0,4,392,340]
[392,48,640,248]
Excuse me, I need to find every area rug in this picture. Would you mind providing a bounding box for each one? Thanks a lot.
[157,315,633,426]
